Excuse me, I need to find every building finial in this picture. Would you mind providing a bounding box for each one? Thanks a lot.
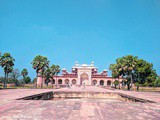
[75,61,78,66]
[91,61,94,66]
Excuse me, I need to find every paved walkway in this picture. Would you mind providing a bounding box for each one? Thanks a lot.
[0,86,160,120]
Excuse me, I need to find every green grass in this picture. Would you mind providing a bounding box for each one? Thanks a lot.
[117,86,160,92]
[138,87,160,92]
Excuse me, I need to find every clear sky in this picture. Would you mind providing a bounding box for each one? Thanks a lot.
[0,0,160,79]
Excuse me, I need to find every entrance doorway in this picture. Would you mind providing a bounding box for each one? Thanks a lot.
[80,73,89,85]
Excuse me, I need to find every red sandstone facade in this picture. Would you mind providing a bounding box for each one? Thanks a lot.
[37,62,118,86]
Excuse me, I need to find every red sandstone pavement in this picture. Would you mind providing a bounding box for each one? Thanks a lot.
[0,86,160,120]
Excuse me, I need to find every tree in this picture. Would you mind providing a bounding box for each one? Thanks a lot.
[0,77,3,88]
[44,68,52,86]
[50,64,56,87]
[135,82,140,91]
[0,77,4,88]
[24,76,31,84]
[135,59,157,87]
[44,64,60,87]
[113,80,119,89]
[122,55,138,90]
[110,58,127,89]
[49,64,58,87]
[116,58,126,88]
[31,55,49,88]
[0,77,4,83]
[109,64,120,88]
[21,68,28,85]
[17,79,23,85]
[145,70,157,87]
[109,64,119,78]
[9,68,20,86]
[54,65,60,85]
[0,53,15,88]
[110,55,157,90]
[154,76,160,87]
[32,78,37,84]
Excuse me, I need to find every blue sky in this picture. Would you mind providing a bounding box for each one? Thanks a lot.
[0,0,160,79]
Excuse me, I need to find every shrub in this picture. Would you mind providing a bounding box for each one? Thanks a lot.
[113,80,119,89]
[154,77,160,87]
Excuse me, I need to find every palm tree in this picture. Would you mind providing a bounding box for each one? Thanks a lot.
[0,53,15,88]
[116,58,126,89]
[10,68,20,86]
[109,64,120,88]
[44,68,52,87]
[31,55,49,88]
[110,56,138,90]
[123,55,138,90]
[50,64,56,88]
[21,68,28,87]
[55,65,60,86]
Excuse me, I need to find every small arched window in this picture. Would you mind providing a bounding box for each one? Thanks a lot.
[72,79,76,84]
[100,80,104,85]
[107,80,111,85]
[58,79,62,84]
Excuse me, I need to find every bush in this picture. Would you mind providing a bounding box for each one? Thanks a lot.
[154,77,160,87]
[113,80,119,89]
[24,76,31,84]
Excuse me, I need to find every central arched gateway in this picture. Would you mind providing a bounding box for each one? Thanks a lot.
[80,73,89,85]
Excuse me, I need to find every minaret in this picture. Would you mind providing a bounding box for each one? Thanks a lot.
[75,61,78,66]
[91,61,94,66]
